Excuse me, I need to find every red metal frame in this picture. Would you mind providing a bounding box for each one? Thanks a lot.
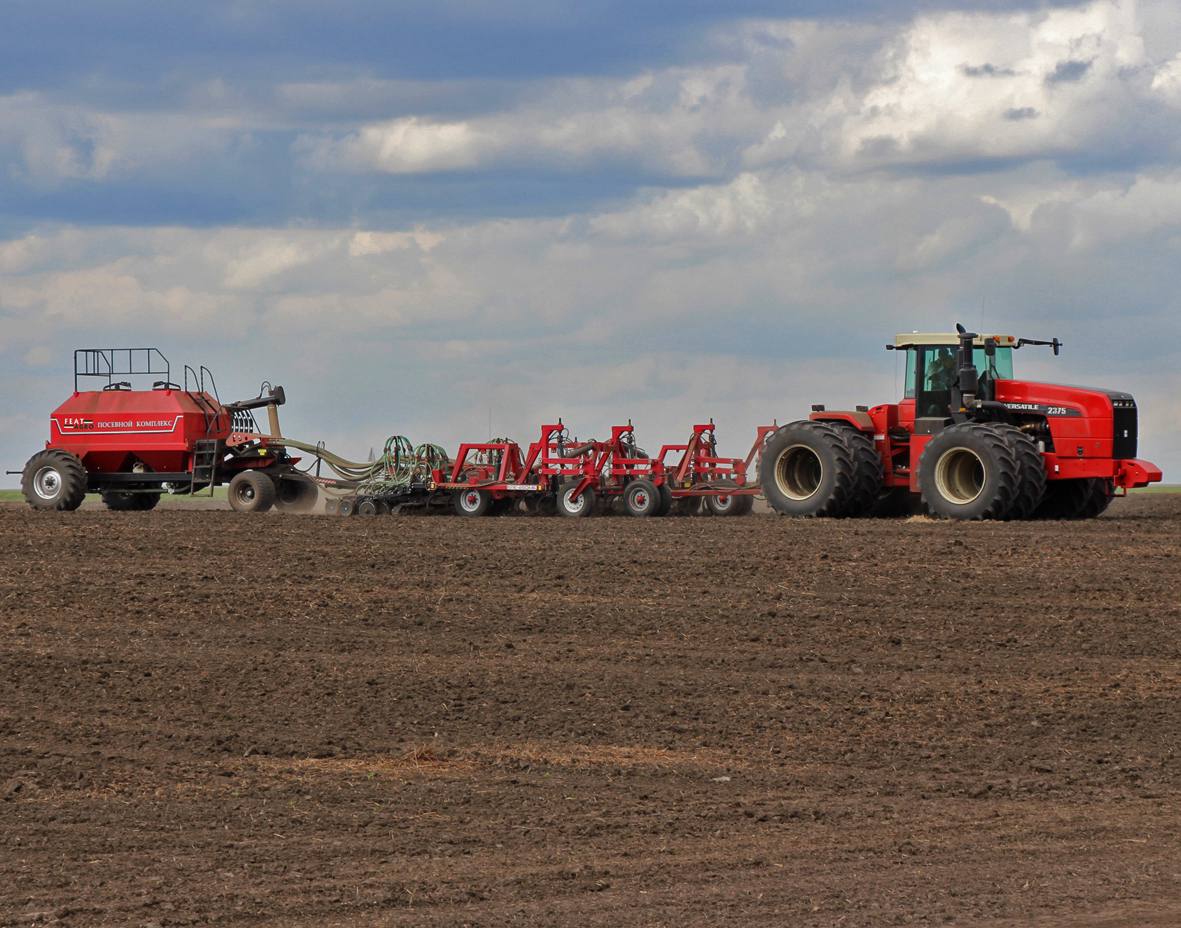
[656,421,778,498]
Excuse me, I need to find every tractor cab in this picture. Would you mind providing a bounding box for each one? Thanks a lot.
[893,332,1016,417]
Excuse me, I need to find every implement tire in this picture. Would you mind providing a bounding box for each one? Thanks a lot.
[624,479,660,517]
[918,422,1019,520]
[454,487,493,517]
[557,481,596,518]
[760,421,860,517]
[228,470,276,513]
[704,481,754,516]
[22,450,87,512]
[275,473,319,512]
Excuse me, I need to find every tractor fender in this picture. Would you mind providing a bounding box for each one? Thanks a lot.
[810,410,874,432]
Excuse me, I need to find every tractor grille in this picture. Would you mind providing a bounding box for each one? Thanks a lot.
[1111,397,1137,460]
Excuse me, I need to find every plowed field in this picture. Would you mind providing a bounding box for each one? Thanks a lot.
[2,497,1179,927]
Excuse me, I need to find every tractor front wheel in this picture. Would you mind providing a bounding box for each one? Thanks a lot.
[21,450,87,511]
[228,470,277,514]
[918,423,1019,520]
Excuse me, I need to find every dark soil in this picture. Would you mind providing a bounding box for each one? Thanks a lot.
[2,496,1179,927]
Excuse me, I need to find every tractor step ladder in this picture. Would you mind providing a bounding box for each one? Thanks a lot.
[191,439,221,496]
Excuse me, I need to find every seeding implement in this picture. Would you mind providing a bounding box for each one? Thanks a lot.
[15,325,1163,519]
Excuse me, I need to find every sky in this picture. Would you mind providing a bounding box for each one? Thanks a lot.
[2,0,1180,480]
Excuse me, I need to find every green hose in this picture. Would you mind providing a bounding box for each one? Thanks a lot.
[270,436,450,493]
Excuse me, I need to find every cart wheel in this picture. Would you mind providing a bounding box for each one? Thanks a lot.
[275,473,319,512]
[454,487,493,517]
[623,479,660,517]
[228,470,277,513]
[357,499,380,516]
[338,497,356,517]
[324,498,340,515]
[21,450,88,511]
[557,481,596,517]
[655,482,673,516]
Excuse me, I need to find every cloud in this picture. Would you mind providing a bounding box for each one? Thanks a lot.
[1045,58,1093,84]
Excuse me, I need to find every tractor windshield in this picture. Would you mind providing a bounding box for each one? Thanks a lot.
[904,346,1014,414]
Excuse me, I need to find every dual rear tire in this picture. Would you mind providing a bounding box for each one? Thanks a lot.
[760,421,881,518]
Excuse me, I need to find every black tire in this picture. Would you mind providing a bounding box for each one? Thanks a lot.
[826,424,884,517]
[655,482,673,516]
[101,491,160,511]
[624,479,661,517]
[228,470,277,513]
[454,487,493,517]
[557,481,596,518]
[21,450,88,511]
[356,498,380,516]
[672,496,701,516]
[704,482,755,516]
[1034,478,1113,519]
[274,474,319,512]
[338,497,357,517]
[760,421,860,517]
[918,423,1019,520]
[983,423,1046,520]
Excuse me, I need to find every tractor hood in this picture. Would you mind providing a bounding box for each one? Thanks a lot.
[991,381,1130,419]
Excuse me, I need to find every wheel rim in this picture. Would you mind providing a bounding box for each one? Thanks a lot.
[460,490,482,512]
[935,448,986,504]
[237,484,255,502]
[633,490,648,509]
[33,466,62,500]
[563,488,586,513]
[713,494,732,511]
[774,445,823,501]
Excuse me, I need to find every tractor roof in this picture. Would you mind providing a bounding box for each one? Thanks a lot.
[893,332,1017,349]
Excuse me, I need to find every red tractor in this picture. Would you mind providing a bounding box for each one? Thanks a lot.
[17,348,317,513]
[760,325,1163,520]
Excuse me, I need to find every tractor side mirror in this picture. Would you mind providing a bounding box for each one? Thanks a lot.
[984,338,996,358]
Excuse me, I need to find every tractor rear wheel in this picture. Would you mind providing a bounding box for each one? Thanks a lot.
[454,487,493,517]
[101,491,161,511]
[21,450,88,511]
[918,423,1019,520]
[557,481,596,517]
[275,473,319,512]
[704,482,754,516]
[1034,477,1113,519]
[624,479,660,517]
[827,424,883,516]
[228,470,277,513]
[760,421,860,517]
[983,423,1046,519]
